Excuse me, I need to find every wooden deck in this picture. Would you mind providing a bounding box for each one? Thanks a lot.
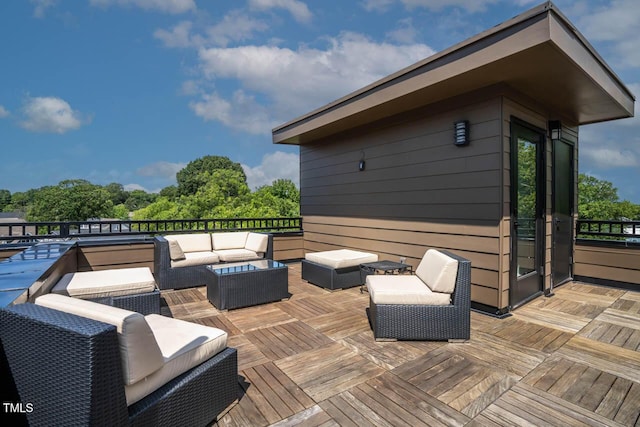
[160,263,640,427]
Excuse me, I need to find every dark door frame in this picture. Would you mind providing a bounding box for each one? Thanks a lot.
[551,136,575,291]
[509,117,546,309]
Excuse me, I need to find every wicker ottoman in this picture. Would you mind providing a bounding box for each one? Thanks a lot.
[302,249,378,290]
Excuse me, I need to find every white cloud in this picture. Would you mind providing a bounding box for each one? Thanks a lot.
[195,32,434,129]
[205,10,269,47]
[30,0,56,18]
[90,0,196,14]
[189,90,275,134]
[248,0,312,23]
[0,105,9,118]
[154,21,196,48]
[20,96,87,134]
[136,161,186,179]
[581,146,638,169]
[576,0,640,68]
[242,151,300,189]
[360,0,395,12]
[386,18,418,44]
[155,12,268,49]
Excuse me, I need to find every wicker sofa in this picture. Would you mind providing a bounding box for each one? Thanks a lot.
[366,249,471,341]
[154,232,273,290]
[0,294,238,426]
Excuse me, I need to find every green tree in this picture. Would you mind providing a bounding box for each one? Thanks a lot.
[131,197,181,220]
[578,173,640,220]
[27,180,114,221]
[104,183,128,205]
[112,204,130,220]
[176,155,246,196]
[0,189,11,211]
[125,190,157,211]
[159,185,178,200]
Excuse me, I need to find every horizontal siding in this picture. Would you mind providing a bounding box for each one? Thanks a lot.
[273,234,304,261]
[574,244,640,287]
[300,96,503,224]
[303,216,501,307]
[77,243,154,273]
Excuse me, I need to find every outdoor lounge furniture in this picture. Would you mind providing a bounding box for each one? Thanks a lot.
[154,231,273,290]
[302,249,378,290]
[51,267,160,315]
[0,294,238,426]
[366,249,471,341]
[206,260,289,310]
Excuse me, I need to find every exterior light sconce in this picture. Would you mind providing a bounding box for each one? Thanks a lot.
[454,120,469,146]
[549,120,562,140]
[359,151,366,171]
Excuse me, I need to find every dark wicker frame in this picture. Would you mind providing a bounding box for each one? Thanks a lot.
[0,303,238,427]
[368,250,471,341]
[154,233,274,290]
[301,259,363,290]
[206,262,289,310]
[89,289,161,315]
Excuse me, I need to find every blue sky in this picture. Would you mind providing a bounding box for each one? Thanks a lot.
[0,0,638,202]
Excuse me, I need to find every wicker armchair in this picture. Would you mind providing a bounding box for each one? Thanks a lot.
[367,250,471,341]
[0,302,238,427]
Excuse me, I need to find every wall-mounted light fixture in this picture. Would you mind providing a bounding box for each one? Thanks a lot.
[454,120,469,146]
[358,151,366,171]
[549,120,562,140]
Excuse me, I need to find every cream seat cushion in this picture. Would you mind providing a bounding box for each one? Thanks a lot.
[125,314,228,406]
[212,231,249,250]
[305,249,378,269]
[166,234,212,253]
[35,294,164,386]
[415,249,459,294]
[214,248,259,262]
[170,251,220,268]
[51,267,157,299]
[366,275,451,305]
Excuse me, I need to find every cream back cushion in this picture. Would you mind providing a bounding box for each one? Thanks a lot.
[212,231,249,250]
[245,233,268,254]
[415,249,459,294]
[166,234,211,253]
[167,239,185,260]
[35,294,164,386]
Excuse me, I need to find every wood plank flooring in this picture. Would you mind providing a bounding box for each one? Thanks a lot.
[161,264,640,426]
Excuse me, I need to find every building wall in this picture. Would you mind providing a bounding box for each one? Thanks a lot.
[300,92,505,308]
[574,243,640,288]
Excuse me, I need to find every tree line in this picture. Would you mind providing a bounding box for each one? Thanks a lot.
[0,156,300,221]
[1,156,638,221]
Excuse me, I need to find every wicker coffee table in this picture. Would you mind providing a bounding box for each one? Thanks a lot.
[206,260,289,310]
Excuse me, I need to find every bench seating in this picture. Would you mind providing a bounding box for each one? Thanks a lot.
[366,249,471,341]
[0,294,238,426]
[302,249,378,290]
[51,267,160,315]
[154,232,273,290]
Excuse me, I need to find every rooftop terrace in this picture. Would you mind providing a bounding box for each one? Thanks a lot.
[163,262,640,426]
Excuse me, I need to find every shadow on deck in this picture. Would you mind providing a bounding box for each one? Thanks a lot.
[160,262,640,427]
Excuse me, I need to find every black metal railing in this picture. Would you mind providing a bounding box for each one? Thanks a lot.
[0,217,302,243]
[576,219,640,242]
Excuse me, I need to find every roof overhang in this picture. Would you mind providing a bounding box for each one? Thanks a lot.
[273,2,635,145]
